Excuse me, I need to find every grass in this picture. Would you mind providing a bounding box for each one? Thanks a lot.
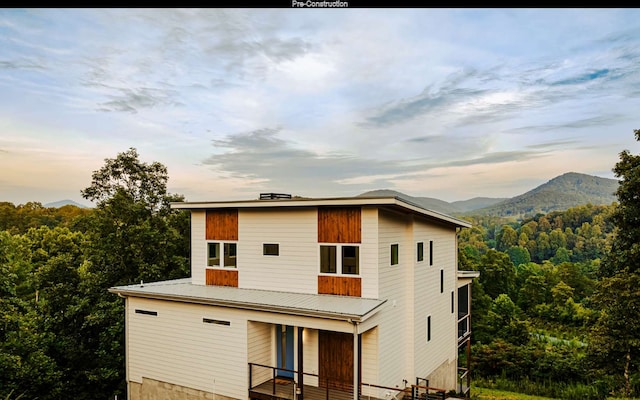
[471,386,559,400]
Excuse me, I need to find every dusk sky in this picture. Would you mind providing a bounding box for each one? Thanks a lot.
[2,8,640,207]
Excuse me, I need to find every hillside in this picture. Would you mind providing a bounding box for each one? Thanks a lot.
[472,172,618,218]
[44,199,89,208]
[359,172,618,219]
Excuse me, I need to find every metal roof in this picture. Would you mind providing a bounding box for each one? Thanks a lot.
[109,278,386,322]
[170,196,471,228]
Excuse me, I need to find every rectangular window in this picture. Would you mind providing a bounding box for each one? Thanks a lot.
[208,243,220,266]
[320,245,337,273]
[440,269,444,293]
[417,242,424,262]
[451,291,455,313]
[429,240,433,266]
[263,243,279,256]
[427,315,431,342]
[391,244,399,266]
[203,318,231,326]
[135,309,157,316]
[224,243,237,267]
[342,245,359,275]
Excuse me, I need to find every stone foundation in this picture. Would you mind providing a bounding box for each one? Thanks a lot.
[129,377,239,400]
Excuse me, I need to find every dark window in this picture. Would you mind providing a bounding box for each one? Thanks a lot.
[224,243,237,267]
[429,240,433,266]
[440,269,444,293]
[320,245,337,273]
[342,246,359,274]
[208,242,220,266]
[263,243,279,256]
[417,242,424,262]
[203,318,231,326]
[135,309,157,316]
[427,316,431,342]
[451,291,455,313]
[391,244,399,266]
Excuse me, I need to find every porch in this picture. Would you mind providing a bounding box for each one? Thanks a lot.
[248,363,447,400]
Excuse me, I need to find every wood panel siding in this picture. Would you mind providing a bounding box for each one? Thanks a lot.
[317,275,361,297]
[206,269,239,287]
[206,209,238,240]
[318,207,361,243]
[319,331,353,391]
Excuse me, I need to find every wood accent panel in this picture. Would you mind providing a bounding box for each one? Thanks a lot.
[319,330,353,391]
[205,269,238,287]
[206,209,238,240]
[317,207,361,243]
[317,275,361,297]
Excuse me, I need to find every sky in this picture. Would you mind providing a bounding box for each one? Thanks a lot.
[1,8,640,207]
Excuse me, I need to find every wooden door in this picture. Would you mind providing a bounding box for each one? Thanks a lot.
[319,330,353,391]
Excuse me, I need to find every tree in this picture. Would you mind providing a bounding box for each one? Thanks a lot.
[589,129,640,397]
[74,148,190,399]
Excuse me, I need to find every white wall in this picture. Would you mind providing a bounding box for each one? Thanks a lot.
[238,208,318,293]
[248,321,273,386]
[412,219,458,382]
[191,210,206,285]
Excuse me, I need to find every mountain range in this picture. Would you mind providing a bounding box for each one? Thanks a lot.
[359,172,619,219]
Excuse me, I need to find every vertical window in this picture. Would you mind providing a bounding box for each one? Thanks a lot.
[417,242,424,262]
[429,240,434,266]
[320,245,337,273]
[440,269,444,293]
[263,243,279,256]
[427,316,431,342]
[342,246,359,275]
[224,243,237,267]
[391,244,399,266]
[451,291,455,313]
[208,243,220,266]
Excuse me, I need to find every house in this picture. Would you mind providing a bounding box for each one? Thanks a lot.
[109,194,479,400]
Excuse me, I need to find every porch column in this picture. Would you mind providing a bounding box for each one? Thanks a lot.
[298,327,304,399]
[353,324,359,400]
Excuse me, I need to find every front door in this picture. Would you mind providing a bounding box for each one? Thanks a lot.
[319,330,353,391]
[276,325,294,379]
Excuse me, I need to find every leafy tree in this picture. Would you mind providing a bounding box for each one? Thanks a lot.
[478,249,516,299]
[589,129,640,397]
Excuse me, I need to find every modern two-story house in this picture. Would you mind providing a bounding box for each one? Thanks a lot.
[109,194,479,400]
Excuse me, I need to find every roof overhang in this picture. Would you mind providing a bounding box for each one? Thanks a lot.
[109,278,386,323]
[170,196,472,228]
[457,270,480,288]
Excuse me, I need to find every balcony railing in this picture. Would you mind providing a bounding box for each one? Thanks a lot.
[457,312,470,342]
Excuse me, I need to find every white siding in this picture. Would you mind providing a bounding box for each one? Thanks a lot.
[361,327,380,398]
[412,219,458,381]
[238,208,318,293]
[191,210,206,285]
[361,207,379,298]
[248,321,273,386]
[376,209,412,388]
[127,297,247,399]
[303,328,319,386]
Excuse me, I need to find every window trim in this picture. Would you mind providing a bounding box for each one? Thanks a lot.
[417,241,424,263]
[440,269,444,293]
[426,315,432,342]
[206,240,238,269]
[318,243,361,276]
[429,240,434,266]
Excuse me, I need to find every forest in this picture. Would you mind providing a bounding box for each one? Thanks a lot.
[1,129,640,400]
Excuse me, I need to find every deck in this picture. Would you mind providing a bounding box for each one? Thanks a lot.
[249,378,387,400]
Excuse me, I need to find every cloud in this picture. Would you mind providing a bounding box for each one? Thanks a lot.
[96,87,181,113]
[0,59,45,70]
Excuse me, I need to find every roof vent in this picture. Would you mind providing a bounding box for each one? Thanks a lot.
[259,193,292,200]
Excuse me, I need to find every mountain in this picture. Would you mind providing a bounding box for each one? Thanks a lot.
[472,172,618,218]
[44,199,89,208]
[358,172,618,219]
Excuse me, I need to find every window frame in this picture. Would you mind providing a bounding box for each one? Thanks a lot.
[206,240,238,269]
[417,241,424,263]
[390,243,399,266]
[319,243,361,276]
[426,315,432,342]
[263,243,280,256]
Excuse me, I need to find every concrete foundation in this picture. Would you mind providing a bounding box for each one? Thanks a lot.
[129,377,239,400]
